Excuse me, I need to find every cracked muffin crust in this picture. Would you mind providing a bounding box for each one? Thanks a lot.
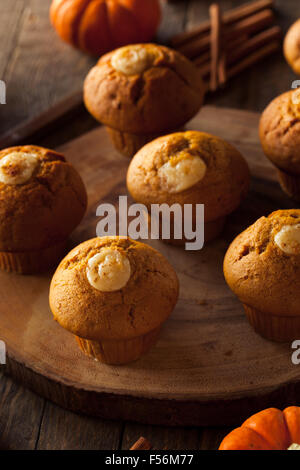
[83,43,205,157]
[49,236,179,364]
[284,19,300,75]
[127,131,250,244]
[0,145,87,274]
[224,209,300,341]
[259,90,300,200]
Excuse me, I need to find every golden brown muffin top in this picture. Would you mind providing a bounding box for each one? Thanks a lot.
[83,43,205,134]
[49,237,179,341]
[259,90,300,174]
[0,145,87,252]
[284,19,300,75]
[127,131,250,222]
[224,209,300,316]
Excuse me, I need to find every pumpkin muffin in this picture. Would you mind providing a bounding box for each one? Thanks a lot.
[83,43,205,157]
[259,89,300,200]
[224,209,300,342]
[0,145,87,274]
[49,236,179,365]
[126,131,250,246]
[284,19,300,75]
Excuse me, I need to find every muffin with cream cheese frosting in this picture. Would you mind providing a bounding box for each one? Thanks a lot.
[259,89,300,201]
[224,209,300,342]
[49,236,179,364]
[0,145,87,273]
[126,130,250,246]
[83,43,205,158]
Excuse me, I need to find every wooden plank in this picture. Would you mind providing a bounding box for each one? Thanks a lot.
[0,371,44,450]
[2,106,300,428]
[36,402,122,450]
[0,91,84,149]
[0,0,26,77]
[122,422,237,451]
[0,0,95,136]
[199,427,232,450]
[122,422,201,450]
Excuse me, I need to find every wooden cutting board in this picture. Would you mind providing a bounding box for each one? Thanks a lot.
[2,106,300,427]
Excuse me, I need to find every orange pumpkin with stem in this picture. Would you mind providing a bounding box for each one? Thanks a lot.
[50,0,161,57]
[219,407,300,450]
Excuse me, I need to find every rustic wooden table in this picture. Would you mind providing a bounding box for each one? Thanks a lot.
[0,0,299,450]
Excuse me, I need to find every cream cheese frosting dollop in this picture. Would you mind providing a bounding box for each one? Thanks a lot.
[158,151,207,193]
[86,247,131,292]
[0,152,38,185]
[288,443,300,450]
[111,45,158,76]
[274,224,300,255]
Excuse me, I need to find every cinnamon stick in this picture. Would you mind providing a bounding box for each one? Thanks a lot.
[228,25,281,65]
[196,26,281,74]
[224,8,274,42]
[130,437,152,450]
[194,50,210,66]
[199,41,280,91]
[210,4,222,91]
[226,40,280,79]
[170,1,281,92]
[218,52,227,86]
[178,9,274,59]
[171,0,274,47]
[194,35,246,67]
[198,62,211,79]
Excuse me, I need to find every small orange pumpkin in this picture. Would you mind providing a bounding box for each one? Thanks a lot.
[219,407,300,450]
[50,0,161,56]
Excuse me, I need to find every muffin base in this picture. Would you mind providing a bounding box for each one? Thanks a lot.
[243,304,300,342]
[75,326,161,365]
[277,169,300,201]
[0,240,67,274]
[106,127,184,159]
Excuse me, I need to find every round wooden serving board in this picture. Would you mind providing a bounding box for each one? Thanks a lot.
[2,106,300,426]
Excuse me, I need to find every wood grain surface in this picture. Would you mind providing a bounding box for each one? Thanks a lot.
[1,106,300,430]
[1,0,300,451]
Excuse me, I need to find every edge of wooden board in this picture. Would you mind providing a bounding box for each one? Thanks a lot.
[3,104,296,427]
[5,352,300,426]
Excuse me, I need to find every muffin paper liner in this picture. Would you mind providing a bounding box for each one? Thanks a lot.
[243,304,300,342]
[277,169,300,202]
[106,126,184,159]
[75,326,162,365]
[0,240,67,274]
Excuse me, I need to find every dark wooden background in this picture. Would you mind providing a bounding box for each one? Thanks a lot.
[0,0,299,450]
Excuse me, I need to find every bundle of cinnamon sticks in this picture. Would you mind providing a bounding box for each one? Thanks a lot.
[170,0,282,91]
